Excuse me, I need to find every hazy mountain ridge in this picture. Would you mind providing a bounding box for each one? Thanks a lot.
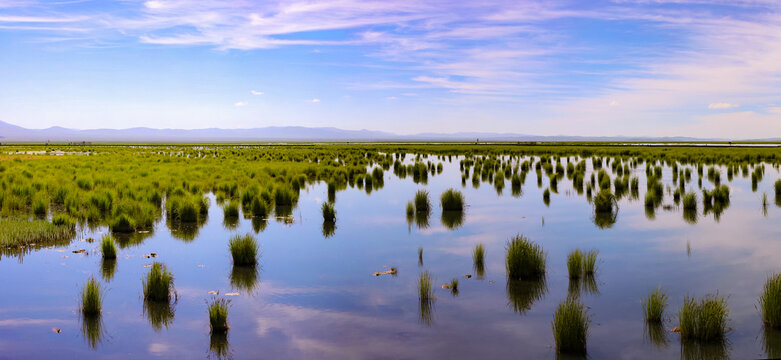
[0,120,722,142]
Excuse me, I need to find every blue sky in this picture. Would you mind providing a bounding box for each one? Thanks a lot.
[0,0,780,138]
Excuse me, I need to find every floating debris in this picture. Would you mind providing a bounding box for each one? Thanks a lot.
[72,249,87,254]
[138,230,150,234]
[488,280,495,284]
[464,274,472,279]
[671,326,681,333]
[372,267,398,276]
[208,291,219,295]
[225,292,240,296]
[80,238,94,243]
[143,264,152,268]
[51,328,61,334]
[441,284,452,289]
[143,253,158,259]
[197,264,206,268]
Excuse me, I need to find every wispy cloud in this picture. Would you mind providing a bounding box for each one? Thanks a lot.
[708,102,739,109]
[311,98,320,103]
[250,90,264,95]
[234,101,247,107]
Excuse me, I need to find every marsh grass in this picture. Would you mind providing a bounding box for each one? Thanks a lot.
[414,190,431,213]
[473,243,485,278]
[440,188,464,211]
[593,190,617,214]
[229,233,259,266]
[80,276,103,316]
[643,287,668,322]
[678,295,729,342]
[583,250,598,275]
[0,218,74,249]
[418,271,433,301]
[100,234,117,260]
[552,297,590,354]
[209,331,231,359]
[567,250,584,279]
[223,201,239,219]
[143,262,175,302]
[760,273,781,328]
[101,258,117,282]
[208,298,230,333]
[321,202,336,222]
[143,299,176,331]
[450,278,459,296]
[682,192,697,210]
[418,246,423,266]
[505,235,546,280]
[441,210,464,229]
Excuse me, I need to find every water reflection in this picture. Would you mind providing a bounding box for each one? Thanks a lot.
[506,278,547,315]
[167,221,205,242]
[322,221,336,238]
[683,208,698,224]
[101,259,117,282]
[414,211,430,229]
[208,331,231,360]
[643,322,668,349]
[80,314,106,350]
[441,211,464,230]
[143,299,176,331]
[680,340,729,360]
[114,231,155,248]
[229,265,259,294]
[251,217,267,233]
[593,212,617,229]
[763,328,781,358]
[567,276,600,298]
[418,298,434,326]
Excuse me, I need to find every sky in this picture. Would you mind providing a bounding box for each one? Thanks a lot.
[0,0,780,138]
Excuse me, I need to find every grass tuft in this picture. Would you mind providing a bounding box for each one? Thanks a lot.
[414,190,431,213]
[643,287,668,322]
[143,262,175,302]
[80,276,103,316]
[418,271,433,301]
[760,273,781,328]
[440,188,464,211]
[100,234,117,260]
[678,294,729,342]
[207,298,230,333]
[505,234,546,280]
[552,297,590,354]
[229,233,259,266]
[321,202,336,222]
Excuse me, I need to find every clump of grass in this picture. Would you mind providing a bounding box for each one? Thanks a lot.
[80,276,103,316]
[143,262,175,302]
[583,249,598,275]
[643,287,668,322]
[109,214,135,233]
[440,188,464,211]
[418,246,423,266]
[682,192,697,210]
[223,201,239,219]
[414,190,431,213]
[418,271,433,301]
[207,298,230,333]
[543,188,551,205]
[450,278,459,296]
[250,197,267,218]
[552,297,590,354]
[678,294,729,342]
[51,214,76,229]
[593,189,617,214]
[567,250,583,279]
[406,201,414,217]
[473,243,485,274]
[100,234,117,260]
[321,202,336,222]
[229,233,259,266]
[760,273,781,328]
[0,218,74,249]
[505,234,546,280]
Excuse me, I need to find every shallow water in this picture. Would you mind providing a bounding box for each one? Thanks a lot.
[1,156,780,359]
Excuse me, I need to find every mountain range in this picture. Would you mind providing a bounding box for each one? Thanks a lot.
[0,120,715,143]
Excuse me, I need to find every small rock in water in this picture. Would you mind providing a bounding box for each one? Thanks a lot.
[143,253,158,259]
[441,284,452,289]
[51,328,61,334]
[671,326,681,333]
[72,249,87,254]
[488,280,495,284]
[225,292,240,296]
[464,274,472,279]
[208,291,218,295]
[372,267,398,276]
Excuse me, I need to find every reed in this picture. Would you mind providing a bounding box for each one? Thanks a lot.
[505,235,546,280]
[678,294,729,342]
[143,262,175,302]
[80,276,103,316]
[207,298,230,333]
[100,234,117,260]
[643,287,668,322]
[552,297,589,354]
[229,233,259,266]
[760,273,781,328]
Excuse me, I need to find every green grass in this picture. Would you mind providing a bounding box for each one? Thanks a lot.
[552,297,590,354]
[0,218,74,249]
[321,202,336,222]
[643,287,668,322]
[418,271,433,301]
[440,188,464,211]
[418,246,423,266]
[505,234,546,280]
[678,294,729,342]
[51,214,76,229]
[207,298,230,333]
[100,234,117,260]
[567,250,583,279]
[450,278,459,296]
[593,189,617,213]
[682,192,697,210]
[143,262,175,302]
[583,249,598,275]
[414,190,431,213]
[229,233,259,266]
[79,276,103,316]
[760,273,781,328]
[406,201,414,216]
[223,201,239,219]
[110,214,135,233]
[473,243,485,274]
[250,197,267,218]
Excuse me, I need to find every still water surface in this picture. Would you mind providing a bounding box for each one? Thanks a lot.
[1,156,780,359]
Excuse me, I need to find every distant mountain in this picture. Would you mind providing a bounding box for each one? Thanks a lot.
[0,120,713,143]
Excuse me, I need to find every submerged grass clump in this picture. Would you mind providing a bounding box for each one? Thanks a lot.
[440,188,464,211]
[643,287,668,323]
[505,235,546,280]
[80,276,103,316]
[143,262,175,302]
[100,234,117,260]
[229,233,259,266]
[552,297,590,354]
[593,189,617,214]
[760,273,781,328]
[321,202,336,222]
[678,294,729,342]
[414,190,431,213]
[682,192,697,210]
[207,298,230,333]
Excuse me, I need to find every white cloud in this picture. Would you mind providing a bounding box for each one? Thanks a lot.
[386,96,398,100]
[609,100,619,107]
[311,98,321,103]
[250,90,264,95]
[234,101,247,107]
[708,102,739,109]
[768,107,781,114]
